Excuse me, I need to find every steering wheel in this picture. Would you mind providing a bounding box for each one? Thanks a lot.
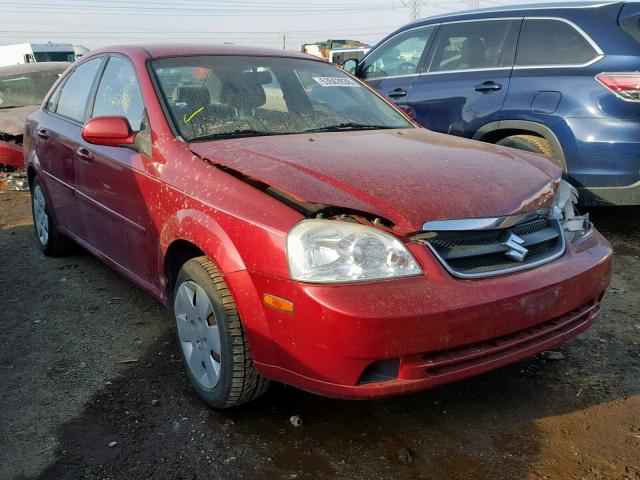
[364,65,388,79]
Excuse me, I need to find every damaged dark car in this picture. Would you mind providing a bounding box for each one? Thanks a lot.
[0,62,69,171]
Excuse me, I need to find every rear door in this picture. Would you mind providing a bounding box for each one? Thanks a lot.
[74,54,157,286]
[356,25,437,110]
[406,18,520,136]
[36,57,104,239]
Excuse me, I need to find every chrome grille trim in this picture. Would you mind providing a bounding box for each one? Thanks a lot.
[419,211,566,279]
[422,208,548,232]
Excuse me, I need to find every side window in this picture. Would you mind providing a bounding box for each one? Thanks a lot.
[55,58,102,122]
[360,26,436,80]
[515,19,600,67]
[429,20,518,72]
[92,56,145,131]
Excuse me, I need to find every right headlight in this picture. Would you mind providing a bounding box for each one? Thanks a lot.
[287,219,422,283]
[552,179,591,242]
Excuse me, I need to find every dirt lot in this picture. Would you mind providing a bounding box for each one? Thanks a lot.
[0,190,638,480]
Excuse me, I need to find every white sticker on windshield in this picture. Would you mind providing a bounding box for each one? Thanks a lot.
[312,77,360,87]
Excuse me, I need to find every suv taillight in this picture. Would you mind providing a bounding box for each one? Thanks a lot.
[596,73,640,102]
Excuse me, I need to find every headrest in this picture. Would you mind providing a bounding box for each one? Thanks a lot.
[176,85,210,107]
[251,71,273,85]
[220,72,269,111]
[461,37,487,67]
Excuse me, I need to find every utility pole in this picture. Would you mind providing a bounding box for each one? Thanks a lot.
[282,33,286,50]
[400,0,427,22]
[398,1,482,21]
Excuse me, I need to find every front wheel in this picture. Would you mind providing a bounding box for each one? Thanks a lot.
[173,256,269,408]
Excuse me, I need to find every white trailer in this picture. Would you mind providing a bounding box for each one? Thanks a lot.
[0,43,76,67]
[328,47,370,65]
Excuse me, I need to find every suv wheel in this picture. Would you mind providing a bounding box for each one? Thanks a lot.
[496,135,554,158]
[173,256,269,408]
[31,177,72,256]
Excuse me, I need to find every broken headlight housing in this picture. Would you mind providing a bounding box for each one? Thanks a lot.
[552,179,591,242]
[287,220,422,283]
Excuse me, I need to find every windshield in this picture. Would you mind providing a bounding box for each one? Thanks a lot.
[33,51,76,63]
[0,68,66,109]
[151,55,413,141]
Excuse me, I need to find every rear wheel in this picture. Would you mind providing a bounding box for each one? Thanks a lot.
[496,134,554,157]
[173,256,269,408]
[30,177,72,256]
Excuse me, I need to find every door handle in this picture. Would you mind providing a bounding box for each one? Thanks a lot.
[75,147,94,162]
[37,128,49,139]
[474,81,502,92]
[387,88,408,98]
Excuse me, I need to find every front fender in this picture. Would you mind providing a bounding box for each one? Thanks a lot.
[159,209,278,365]
[159,208,246,280]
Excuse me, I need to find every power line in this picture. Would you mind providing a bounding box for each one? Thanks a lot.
[0,3,396,15]
[0,25,399,34]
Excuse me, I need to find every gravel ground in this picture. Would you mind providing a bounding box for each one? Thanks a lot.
[1,190,638,480]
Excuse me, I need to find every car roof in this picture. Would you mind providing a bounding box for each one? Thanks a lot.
[410,0,622,24]
[0,62,70,78]
[89,43,321,61]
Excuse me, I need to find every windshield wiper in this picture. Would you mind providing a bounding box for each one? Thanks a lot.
[189,129,280,142]
[301,122,399,133]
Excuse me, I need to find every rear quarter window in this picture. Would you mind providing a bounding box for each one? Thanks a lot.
[515,19,600,67]
[619,2,640,45]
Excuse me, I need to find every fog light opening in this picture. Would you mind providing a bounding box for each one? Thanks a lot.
[358,358,400,385]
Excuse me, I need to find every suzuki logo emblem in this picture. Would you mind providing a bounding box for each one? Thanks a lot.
[503,232,528,262]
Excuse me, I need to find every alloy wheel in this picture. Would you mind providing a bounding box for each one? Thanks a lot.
[32,184,49,246]
[174,280,222,389]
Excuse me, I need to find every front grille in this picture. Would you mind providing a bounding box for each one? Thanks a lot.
[423,216,565,279]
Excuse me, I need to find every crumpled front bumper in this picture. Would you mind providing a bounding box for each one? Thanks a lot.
[227,229,612,399]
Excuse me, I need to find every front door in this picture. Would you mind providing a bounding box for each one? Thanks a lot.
[74,55,157,286]
[407,19,520,137]
[357,25,438,111]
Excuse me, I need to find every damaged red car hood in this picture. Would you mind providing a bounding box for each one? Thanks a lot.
[189,128,561,232]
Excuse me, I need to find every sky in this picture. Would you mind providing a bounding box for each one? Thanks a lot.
[0,0,588,51]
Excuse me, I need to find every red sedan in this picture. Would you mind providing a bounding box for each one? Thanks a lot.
[24,45,612,408]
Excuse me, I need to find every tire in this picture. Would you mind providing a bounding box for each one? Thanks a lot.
[30,177,72,256]
[173,256,269,409]
[496,135,554,158]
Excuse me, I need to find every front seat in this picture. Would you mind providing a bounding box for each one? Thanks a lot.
[220,73,267,116]
[459,37,487,69]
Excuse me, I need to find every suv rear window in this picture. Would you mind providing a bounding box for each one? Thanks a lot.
[619,2,640,45]
[515,19,600,67]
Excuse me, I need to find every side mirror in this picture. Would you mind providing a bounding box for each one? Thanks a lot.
[82,116,136,147]
[341,58,359,75]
